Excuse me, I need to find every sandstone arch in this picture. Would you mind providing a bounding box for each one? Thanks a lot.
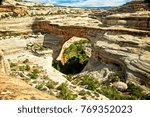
[31,19,150,83]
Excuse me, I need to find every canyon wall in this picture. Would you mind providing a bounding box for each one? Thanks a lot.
[102,16,150,31]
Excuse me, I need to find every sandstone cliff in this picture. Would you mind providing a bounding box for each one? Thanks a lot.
[90,0,150,30]
[0,0,149,100]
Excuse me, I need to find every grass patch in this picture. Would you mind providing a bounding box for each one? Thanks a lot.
[10,62,17,68]
[46,79,58,89]
[29,70,39,79]
[97,86,136,100]
[19,65,30,71]
[108,72,125,82]
[32,43,47,51]
[70,75,100,91]
[58,82,76,100]
[127,82,145,99]
[79,90,87,96]
[35,83,44,90]
[23,59,29,64]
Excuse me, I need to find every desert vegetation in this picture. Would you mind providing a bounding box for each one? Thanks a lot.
[53,40,90,74]
[65,74,149,100]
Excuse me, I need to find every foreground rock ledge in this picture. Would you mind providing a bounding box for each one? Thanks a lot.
[0,73,57,100]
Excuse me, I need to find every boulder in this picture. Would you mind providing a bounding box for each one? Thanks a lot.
[112,81,128,91]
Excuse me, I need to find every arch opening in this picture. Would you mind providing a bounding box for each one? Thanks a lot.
[0,0,3,5]
[52,38,91,75]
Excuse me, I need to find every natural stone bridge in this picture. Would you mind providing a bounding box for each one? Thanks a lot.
[32,20,150,84]
[32,20,150,41]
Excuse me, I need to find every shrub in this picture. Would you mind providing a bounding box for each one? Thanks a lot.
[97,86,136,100]
[58,82,76,100]
[32,43,46,51]
[65,75,73,81]
[79,75,99,91]
[64,40,89,63]
[29,71,39,79]
[10,62,17,68]
[99,86,120,100]
[46,80,58,89]
[141,93,150,100]
[127,83,144,99]
[25,64,30,71]
[81,96,87,100]
[23,59,29,63]
[35,83,44,90]
[69,75,99,91]
[33,69,41,74]
[10,72,17,77]
[52,61,63,72]
[79,90,87,96]
[43,75,49,80]
[108,72,125,82]
[19,65,26,71]
[19,65,30,71]
[53,40,90,74]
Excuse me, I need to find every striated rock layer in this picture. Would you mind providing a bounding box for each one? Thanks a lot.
[90,0,150,30]
[32,20,150,84]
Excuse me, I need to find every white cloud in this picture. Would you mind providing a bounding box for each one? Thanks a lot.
[59,0,131,7]
[25,0,56,4]
[25,0,131,7]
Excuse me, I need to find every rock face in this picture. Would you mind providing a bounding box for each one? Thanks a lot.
[90,0,150,30]
[89,32,150,84]
[101,12,150,30]
[0,73,58,100]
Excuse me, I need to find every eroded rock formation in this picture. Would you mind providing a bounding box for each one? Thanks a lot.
[31,18,150,84]
[0,0,150,99]
[90,0,150,30]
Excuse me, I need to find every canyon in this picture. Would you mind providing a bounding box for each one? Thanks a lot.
[0,0,150,100]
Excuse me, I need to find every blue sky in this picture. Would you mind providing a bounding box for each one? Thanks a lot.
[26,0,132,7]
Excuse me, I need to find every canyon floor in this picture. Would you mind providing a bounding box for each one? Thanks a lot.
[0,0,150,100]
